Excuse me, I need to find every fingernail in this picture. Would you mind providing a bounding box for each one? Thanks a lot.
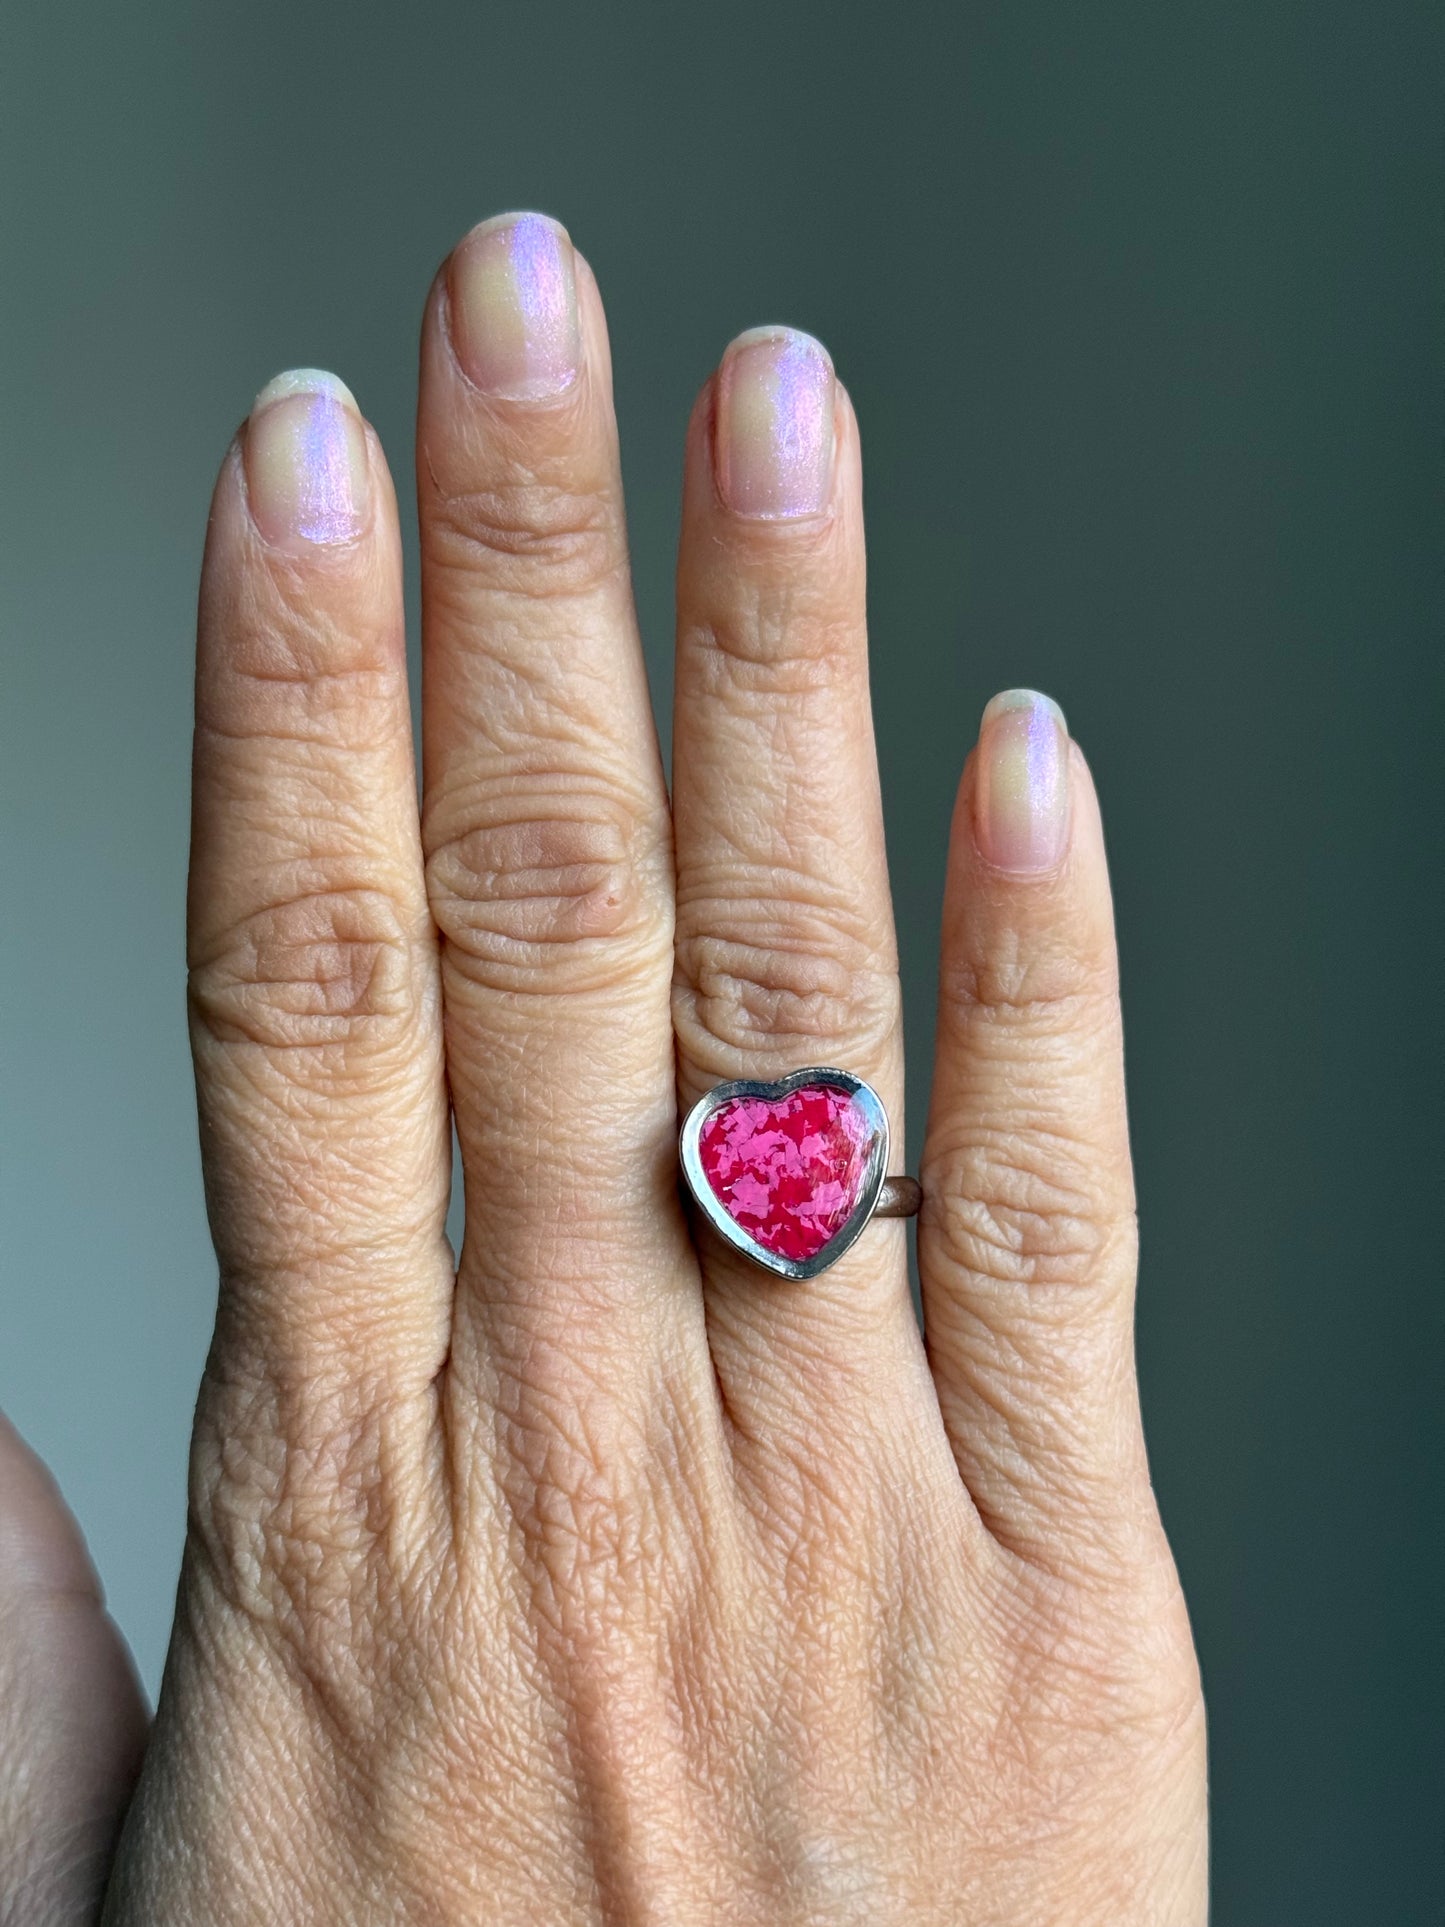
[244,369,369,549]
[715,327,835,520]
[975,689,1072,874]
[448,211,582,399]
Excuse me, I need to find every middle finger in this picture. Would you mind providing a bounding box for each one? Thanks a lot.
[417,214,691,1399]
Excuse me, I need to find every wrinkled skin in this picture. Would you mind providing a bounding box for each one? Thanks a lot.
[9,212,1207,1924]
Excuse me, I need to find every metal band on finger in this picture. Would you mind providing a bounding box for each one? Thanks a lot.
[874,1176,923,1218]
[679,1068,921,1281]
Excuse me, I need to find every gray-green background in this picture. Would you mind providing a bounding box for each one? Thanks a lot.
[2,3,1438,1919]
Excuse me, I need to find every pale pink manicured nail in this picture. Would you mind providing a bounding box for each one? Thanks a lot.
[715,327,835,519]
[975,689,1072,874]
[244,369,369,549]
[448,211,581,400]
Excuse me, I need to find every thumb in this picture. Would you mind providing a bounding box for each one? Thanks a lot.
[0,1411,148,1924]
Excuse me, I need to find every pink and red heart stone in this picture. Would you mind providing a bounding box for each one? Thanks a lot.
[696,1082,875,1263]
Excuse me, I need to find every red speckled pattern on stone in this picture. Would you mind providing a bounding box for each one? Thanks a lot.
[697,1084,873,1262]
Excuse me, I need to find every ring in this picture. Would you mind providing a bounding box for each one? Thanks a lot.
[679,1068,922,1280]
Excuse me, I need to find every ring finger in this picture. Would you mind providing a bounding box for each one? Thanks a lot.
[671,329,930,1471]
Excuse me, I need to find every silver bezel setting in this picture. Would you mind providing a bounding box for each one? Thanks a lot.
[678,1067,890,1281]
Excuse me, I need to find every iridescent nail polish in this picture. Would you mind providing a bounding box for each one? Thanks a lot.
[715,327,835,520]
[244,369,369,549]
[448,211,582,399]
[975,689,1071,874]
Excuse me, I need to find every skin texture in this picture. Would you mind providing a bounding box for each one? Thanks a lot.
[58,212,1204,1921]
[0,1417,146,1927]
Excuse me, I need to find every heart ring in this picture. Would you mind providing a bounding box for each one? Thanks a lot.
[679,1068,921,1280]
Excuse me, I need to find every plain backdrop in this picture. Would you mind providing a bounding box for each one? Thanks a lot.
[1,3,1439,1920]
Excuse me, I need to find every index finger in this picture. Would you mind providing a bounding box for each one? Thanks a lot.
[188,371,453,1396]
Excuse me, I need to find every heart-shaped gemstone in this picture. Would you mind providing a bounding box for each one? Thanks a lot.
[697,1081,875,1263]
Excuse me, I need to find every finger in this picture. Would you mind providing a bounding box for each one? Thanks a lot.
[188,371,452,1392]
[671,330,925,1465]
[416,215,687,1379]
[0,1411,147,1925]
[920,691,1149,1571]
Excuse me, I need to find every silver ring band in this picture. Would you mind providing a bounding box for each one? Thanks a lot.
[873,1176,923,1219]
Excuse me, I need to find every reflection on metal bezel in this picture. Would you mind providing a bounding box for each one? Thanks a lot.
[678,1067,890,1281]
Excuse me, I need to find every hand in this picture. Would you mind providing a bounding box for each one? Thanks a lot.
[105,213,1206,1923]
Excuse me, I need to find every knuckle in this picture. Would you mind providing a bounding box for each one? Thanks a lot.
[427,476,624,604]
[188,887,418,1058]
[185,1362,416,1653]
[686,593,861,694]
[426,792,666,994]
[484,1340,676,1629]
[921,1126,1135,1293]
[673,896,898,1067]
[990,1564,1205,1794]
[941,928,1117,1027]
[202,576,400,750]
